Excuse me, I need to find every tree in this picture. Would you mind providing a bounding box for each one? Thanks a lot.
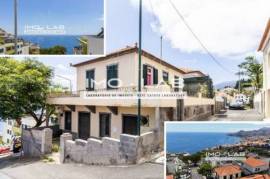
[0,58,55,127]
[238,56,263,92]
[198,162,213,177]
[79,37,88,54]
[40,45,67,54]
[182,152,202,165]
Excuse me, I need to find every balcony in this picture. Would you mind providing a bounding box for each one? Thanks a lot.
[47,85,214,108]
[47,85,182,107]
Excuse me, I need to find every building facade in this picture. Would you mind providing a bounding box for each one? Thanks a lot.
[243,157,269,175]
[48,46,185,141]
[48,46,216,142]
[214,165,242,179]
[258,19,270,119]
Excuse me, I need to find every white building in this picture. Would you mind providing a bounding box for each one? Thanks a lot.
[0,28,30,55]
[2,119,18,144]
[258,19,270,119]
[243,157,269,175]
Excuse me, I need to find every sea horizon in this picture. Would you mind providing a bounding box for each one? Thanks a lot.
[166,131,240,154]
[19,35,82,54]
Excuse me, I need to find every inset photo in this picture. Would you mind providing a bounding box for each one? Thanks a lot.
[0,0,104,55]
[166,122,270,179]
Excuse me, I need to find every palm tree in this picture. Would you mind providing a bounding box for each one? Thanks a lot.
[238,56,263,92]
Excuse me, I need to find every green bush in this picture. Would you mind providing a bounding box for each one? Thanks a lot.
[52,144,59,153]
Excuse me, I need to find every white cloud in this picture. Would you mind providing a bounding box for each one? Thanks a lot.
[130,0,270,58]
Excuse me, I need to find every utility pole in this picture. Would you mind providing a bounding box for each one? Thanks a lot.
[14,0,18,54]
[238,69,241,93]
[137,0,142,136]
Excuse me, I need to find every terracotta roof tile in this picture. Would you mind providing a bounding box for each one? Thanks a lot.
[214,165,241,176]
[244,157,267,168]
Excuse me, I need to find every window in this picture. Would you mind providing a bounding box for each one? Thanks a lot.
[107,64,118,89]
[86,69,95,91]
[0,48,4,53]
[174,76,179,91]
[163,71,169,83]
[143,64,158,86]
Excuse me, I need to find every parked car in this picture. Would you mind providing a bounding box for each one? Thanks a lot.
[229,100,245,110]
[0,146,10,154]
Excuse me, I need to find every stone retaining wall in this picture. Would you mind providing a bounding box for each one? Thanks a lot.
[22,128,52,157]
[60,131,159,165]
[184,105,213,120]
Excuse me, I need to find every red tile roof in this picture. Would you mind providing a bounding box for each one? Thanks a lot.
[258,19,270,51]
[241,174,270,179]
[244,157,267,168]
[214,165,241,176]
[166,175,174,179]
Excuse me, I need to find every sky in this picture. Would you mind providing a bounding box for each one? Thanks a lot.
[12,0,270,86]
[0,0,104,35]
[166,122,270,133]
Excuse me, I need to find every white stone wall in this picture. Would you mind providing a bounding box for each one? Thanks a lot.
[60,131,159,165]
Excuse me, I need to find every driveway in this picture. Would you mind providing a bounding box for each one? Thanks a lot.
[210,108,264,121]
[0,157,164,179]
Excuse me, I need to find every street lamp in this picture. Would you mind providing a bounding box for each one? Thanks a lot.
[14,0,18,54]
[137,0,142,136]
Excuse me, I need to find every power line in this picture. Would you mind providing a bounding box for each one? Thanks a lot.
[167,0,232,74]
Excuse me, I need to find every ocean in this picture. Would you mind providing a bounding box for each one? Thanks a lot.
[19,35,81,54]
[166,132,241,154]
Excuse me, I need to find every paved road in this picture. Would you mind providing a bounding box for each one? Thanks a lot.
[0,158,163,179]
[210,109,264,121]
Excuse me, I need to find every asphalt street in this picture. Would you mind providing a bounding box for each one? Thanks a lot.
[0,157,164,179]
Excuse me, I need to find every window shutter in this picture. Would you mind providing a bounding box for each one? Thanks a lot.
[107,64,118,89]
[153,68,158,85]
[143,64,147,85]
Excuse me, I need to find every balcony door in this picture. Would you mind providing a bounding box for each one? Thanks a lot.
[78,112,90,140]
[143,64,158,86]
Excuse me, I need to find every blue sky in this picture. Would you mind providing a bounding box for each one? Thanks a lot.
[0,0,104,35]
[13,0,270,86]
[166,122,270,133]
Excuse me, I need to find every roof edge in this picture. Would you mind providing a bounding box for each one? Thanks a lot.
[258,19,270,51]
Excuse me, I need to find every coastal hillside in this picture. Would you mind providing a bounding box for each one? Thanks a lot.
[229,127,270,137]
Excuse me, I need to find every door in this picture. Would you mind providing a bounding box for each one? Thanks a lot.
[122,115,139,135]
[99,113,111,137]
[78,112,90,140]
[64,111,72,131]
